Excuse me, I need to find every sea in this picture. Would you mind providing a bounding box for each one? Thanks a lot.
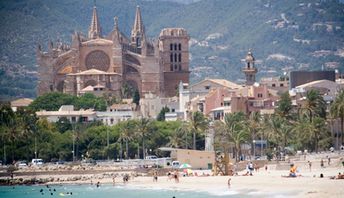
[0,184,295,198]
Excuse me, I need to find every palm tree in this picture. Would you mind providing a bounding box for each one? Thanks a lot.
[301,90,326,122]
[167,127,187,148]
[189,111,208,150]
[224,112,249,162]
[330,89,344,146]
[135,118,152,159]
[247,111,261,156]
[294,117,330,153]
[264,114,292,159]
[117,121,135,159]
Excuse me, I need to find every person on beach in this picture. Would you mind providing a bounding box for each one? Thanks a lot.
[265,165,268,171]
[96,181,100,188]
[174,170,179,183]
[112,176,116,186]
[153,171,158,182]
[327,157,331,165]
[289,164,297,177]
[320,159,324,168]
[248,162,254,175]
[227,178,231,188]
[308,161,312,172]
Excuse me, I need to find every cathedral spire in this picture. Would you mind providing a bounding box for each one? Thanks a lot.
[131,5,145,47]
[88,3,102,39]
[132,5,144,36]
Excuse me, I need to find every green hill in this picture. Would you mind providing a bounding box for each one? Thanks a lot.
[0,0,343,100]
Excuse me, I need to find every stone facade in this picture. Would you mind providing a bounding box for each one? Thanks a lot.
[36,6,190,98]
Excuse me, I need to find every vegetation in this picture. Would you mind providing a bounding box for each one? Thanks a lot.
[29,92,107,111]
[1,88,343,164]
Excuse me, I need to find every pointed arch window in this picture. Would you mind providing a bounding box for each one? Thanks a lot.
[170,44,173,51]
[170,53,173,62]
[178,43,181,51]
[174,53,177,62]
[174,43,177,51]
[178,53,182,62]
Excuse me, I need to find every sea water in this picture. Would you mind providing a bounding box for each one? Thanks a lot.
[0,184,295,198]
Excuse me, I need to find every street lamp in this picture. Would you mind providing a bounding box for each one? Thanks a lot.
[253,140,256,159]
[72,123,75,162]
[107,126,109,160]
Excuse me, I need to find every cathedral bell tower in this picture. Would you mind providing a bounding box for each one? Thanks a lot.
[130,6,145,52]
[242,49,257,86]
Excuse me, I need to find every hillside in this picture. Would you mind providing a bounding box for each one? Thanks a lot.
[0,0,343,100]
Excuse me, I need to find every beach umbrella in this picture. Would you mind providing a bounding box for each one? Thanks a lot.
[179,163,192,169]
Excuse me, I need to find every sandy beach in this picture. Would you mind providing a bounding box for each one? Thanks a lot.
[1,154,344,197]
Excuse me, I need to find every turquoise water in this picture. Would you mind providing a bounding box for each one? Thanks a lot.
[0,184,239,198]
[0,184,295,198]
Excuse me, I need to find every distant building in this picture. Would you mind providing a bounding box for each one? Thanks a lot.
[97,103,137,125]
[242,49,258,86]
[140,92,179,118]
[260,76,289,94]
[289,70,335,89]
[36,105,96,123]
[10,98,33,112]
[37,5,190,98]
[159,147,215,169]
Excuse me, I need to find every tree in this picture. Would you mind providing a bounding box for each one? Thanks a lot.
[276,91,293,119]
[117,121,135,159]
[133,89,140,106]
[135,118,152,159]
[330,89,344,146]
[189,111,209,150]
[156,106,170,121]
[76,93,107,111]
[247,111,261,156]
[29,92,77,111]
[224,112,249,162]
[167,122,189,149]
[301,90,326,122]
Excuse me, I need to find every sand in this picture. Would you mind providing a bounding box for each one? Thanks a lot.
[1,154,344,197]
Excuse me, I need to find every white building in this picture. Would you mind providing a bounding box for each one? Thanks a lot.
[36,105,96,123]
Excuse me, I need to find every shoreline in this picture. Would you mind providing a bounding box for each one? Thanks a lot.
[1,158,343,198]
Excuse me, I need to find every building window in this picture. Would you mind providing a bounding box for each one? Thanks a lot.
[247,62,250,68]
[205,85,210,90]
[178,43,181,50]
[174,43,177,51]
[174,64,178,70]
[170,43,173,51]
[258,93,263,98]
[170,53,173,62]
[71,117,76,122]
[272,84,276,87]
[174,53,177,62]
[110,118,114,124]
[178,53,181,62]
[280,83,284,87]
[172,109,175,112]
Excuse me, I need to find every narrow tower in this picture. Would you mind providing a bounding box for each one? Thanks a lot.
[242,49,257,86]
[88,5,102,39]
[131,6,145,49]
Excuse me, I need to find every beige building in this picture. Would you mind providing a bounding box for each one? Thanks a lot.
[140,93,179,118]
[36,105,96,123]
[160,147,215,169]
[37,5,190,98]
[10,98,33,112]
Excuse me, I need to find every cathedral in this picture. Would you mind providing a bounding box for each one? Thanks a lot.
[36,5,190,98]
